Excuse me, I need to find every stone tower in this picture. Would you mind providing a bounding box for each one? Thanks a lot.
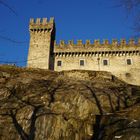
[28,17,55,69]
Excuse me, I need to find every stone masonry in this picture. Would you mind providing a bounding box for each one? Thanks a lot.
[28,17,140,85]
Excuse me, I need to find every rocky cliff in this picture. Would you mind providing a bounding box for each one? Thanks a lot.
[0,65,140,140]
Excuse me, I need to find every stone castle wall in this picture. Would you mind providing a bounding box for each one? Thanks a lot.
[28,18,55,69]
[27,18,140,85]
[54,50,140,85]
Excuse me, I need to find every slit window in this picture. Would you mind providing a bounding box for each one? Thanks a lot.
[57,60,62,66]
[80,60,85,66]
[127,59,132,65]
[103,60,108,66]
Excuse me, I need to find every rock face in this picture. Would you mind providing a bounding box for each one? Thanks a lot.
[0,65,140,140]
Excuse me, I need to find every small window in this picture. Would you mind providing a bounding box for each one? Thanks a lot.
[127,59,132,65]
[103,60,108,66]
[80,60,85,66]
[57,60,62,66]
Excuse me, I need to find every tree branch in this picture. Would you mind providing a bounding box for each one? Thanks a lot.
[0,0,17,16]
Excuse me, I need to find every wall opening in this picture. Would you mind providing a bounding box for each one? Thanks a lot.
[80,60,85,66]
[103,59,108,66]
[57,60,62,67]
[126,59,132,65]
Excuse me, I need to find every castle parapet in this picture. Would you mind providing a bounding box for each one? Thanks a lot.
[85,40,91,46]
[54,39,140,48]
[30,18,34,24]
[103,39,109,45]
[129,39,135,45]
[29,17,55,32]
[121,39,126,46]
[112,39,118,46]
[68,40,74,45]
[60,40,65,46]
[77,40,83,46]
[30,17,54,24]
[94,39,100,46]
[42,18,47,24]
[138,39,140,45]
[36,18,41,24]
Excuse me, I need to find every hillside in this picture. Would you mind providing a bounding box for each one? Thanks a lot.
[0,65,140,140]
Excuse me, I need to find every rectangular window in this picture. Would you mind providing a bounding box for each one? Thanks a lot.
[57,60,62,66]
[127,59,132,65]
[80,60,84,66]
[103,59,108,66]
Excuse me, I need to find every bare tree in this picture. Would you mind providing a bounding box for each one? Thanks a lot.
[117,0,140,12]
[0,0,28,48]
[0,82,61,140]
[116,0,140,34]
[0,0,17,16]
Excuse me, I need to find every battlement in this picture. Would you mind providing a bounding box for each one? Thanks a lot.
[29,17,55,32]
[54,39,140,47]
[54,38,140,53]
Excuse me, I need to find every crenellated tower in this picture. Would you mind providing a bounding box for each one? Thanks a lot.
[28,17,55,69]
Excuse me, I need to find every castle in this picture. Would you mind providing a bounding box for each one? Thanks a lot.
[28,17,140,85]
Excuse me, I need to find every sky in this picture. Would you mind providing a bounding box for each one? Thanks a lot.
[0,0,136,66]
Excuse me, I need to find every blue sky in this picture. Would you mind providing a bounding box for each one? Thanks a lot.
[0,0,135,66]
